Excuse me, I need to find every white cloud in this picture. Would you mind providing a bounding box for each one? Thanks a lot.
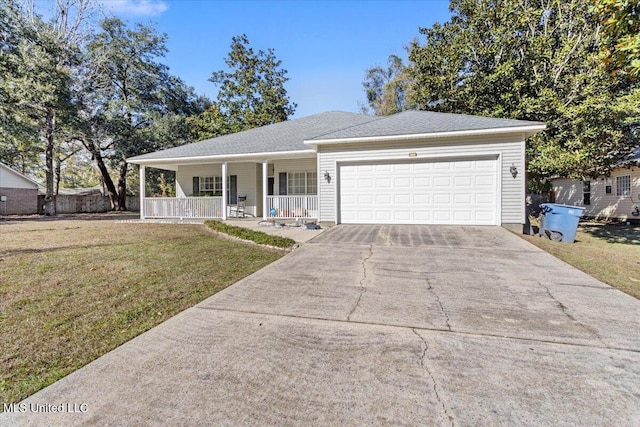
[102,0,168,17]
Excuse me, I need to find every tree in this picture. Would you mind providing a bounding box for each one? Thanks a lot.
[0,0,95,214]
[405,0,639,182]
[592,0,640,78]
[362,54,414,116]
[203,34,296,135]
[82,18,200,210]
[0,3,41,174]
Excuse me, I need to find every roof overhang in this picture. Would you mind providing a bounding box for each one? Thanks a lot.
[127,149,317,168]
[304,124,547,148]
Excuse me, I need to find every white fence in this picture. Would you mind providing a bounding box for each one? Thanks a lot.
[267,195,318,219]
[144,197,223,219]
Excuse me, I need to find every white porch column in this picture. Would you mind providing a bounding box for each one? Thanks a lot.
[262,160,268,220]
[139,165,145,220]
[222,162,227,220]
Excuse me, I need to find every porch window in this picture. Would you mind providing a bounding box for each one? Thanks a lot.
[582,180,590,205]
[287,171,317,195]
[199,176,222,196]
[616,175,631,197]
[196,176,236,202]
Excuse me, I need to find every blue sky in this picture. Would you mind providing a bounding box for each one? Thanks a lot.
[104,0,452,117]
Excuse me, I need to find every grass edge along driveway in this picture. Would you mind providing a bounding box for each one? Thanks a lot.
[519,221,640,300]
[0,217,284,405]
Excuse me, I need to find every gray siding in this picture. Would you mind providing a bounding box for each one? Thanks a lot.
[317,134,526,225]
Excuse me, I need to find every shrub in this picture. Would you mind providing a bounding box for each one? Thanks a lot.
[204,220,296,249]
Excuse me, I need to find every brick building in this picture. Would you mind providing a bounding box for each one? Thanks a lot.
[0,162,39,215]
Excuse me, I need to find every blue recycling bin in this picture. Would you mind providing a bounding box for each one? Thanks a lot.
[539,203,585,243]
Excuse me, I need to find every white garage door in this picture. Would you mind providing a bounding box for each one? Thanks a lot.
[339,158,498,225]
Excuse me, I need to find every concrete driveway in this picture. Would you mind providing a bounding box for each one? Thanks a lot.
[3,225,639,425]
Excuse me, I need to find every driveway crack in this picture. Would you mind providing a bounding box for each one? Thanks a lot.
[380,225,393,246]
[347,244,373,321]
[537,281,607,347]
[412,329,455,426]
[427,275,452,331]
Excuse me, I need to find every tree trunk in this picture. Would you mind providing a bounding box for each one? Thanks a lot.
[55,155,61,196]
[44,109,56,216]
[87,139,121,210]
[116,156,127,211]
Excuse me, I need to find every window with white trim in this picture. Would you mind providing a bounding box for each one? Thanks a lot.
[582,180,591,205]
[616,175,631,197]
[605,177,612,194]
[199,176,223,196]
[287,171,317,195]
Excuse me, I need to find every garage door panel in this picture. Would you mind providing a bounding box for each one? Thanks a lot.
[454,193,472,204]
[375,211,392,221]
[413,177,431,187]
[374,164,392,172]
[393,194,411,204]
[394,177,411,187]
[454,176,473,187]
[357,178,374,188]
[375,178,392,188]
[357,194,373,204]
[413,194,430,204]
[433,193,451,204]
[339,158,498,225]
[475,175,495,186]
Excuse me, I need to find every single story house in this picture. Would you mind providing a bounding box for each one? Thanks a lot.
[0,162,40,215]
[128,110,545,231]
[552,148,640,220]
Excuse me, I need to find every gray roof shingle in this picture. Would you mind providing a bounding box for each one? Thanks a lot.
[128,111,380,162]
[309,110,545,141]
[128,110,545,162]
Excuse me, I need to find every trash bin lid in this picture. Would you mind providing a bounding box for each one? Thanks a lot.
[540,203,585,216]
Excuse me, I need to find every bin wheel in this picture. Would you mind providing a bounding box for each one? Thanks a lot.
[549,231,563,242]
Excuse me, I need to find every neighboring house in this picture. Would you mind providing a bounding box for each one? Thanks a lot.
[0,162,40,215]
[128,110,545,231]
[552,148,640,220]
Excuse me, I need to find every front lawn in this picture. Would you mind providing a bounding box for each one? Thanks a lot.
[520,222,640,299]
[0,214,283,405]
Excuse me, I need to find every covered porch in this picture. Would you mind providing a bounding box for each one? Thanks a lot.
[136,155,319,221]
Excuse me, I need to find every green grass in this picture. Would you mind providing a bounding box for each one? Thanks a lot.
[204,220,297,248]
[0,215,283,405]
[520,221,640,299]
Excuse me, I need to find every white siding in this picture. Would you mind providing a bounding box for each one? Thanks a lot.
[553,167,640,220]
[317,134,526,225]
[175,163,260,216]
[273,158,317,195]
[0,164,38,189]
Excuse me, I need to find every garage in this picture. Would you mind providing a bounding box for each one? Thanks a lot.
[338,157,499,225]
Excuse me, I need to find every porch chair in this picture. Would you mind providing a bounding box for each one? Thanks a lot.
[232,195,247,218]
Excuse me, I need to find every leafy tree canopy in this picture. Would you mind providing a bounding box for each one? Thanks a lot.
[592,0,640,78]
[365,0,639,183]
[189,34,296,140]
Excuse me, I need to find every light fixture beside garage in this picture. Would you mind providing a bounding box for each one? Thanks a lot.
[408,152,418,158]
[324,170,331,183]
[510,163,518,178]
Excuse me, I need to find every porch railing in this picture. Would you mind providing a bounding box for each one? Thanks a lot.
[267,195,318,219]
[144,197,223,219]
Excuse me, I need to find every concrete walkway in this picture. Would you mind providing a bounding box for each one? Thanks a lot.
[2,225,639,425]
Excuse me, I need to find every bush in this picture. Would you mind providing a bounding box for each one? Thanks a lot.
[204,220,296,249]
